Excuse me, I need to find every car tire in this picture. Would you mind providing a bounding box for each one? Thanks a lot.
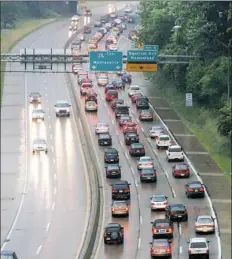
[167,157,170,162]
[184,215,188,221]
[56,114,58,117]
[45,150,48,154]
[157,145,160,149]
[104,240,107,244]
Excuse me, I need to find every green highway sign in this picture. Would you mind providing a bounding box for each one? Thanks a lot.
[127,50,158,63]
[89,51,123,72]
[144,45,159,51]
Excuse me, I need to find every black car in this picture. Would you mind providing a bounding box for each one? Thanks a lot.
[104,223,124,244]
[111,180,131,200]
[129,143,145,156]
[98,133,112,146]
[140,168,157,182]
[105,164,121,178]
[29,92,41,103]
[124,132,139,145]
[165,204,188,222]
[136,98,149,109]
[104,148,119,163]
[100,16,108,23]
[84,9,92,17]
[151,219,174,239]
[185,181,205,198]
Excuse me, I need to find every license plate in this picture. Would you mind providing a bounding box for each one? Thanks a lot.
[106,238,110,240]
[181,174,185,176]
[147,177,151,179]
[119,190,123,193]
[136,150,140,152]
[111,159,114,161]
[104,142,108,144]
[178,215,182,218]
[112,171,116,174]
[159,229,166,233]
[195,190,198,192]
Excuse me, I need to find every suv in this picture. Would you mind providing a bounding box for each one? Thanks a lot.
[166,145,184,162]
[188,237,210,259]
[104,148,119,163]
[98,133,112,146]
[111,180,131,200]
[136,97,149,109]
[54,100,71,117]
[104,223,124,244]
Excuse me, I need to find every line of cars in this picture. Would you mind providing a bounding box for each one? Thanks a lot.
[71,7,214,259]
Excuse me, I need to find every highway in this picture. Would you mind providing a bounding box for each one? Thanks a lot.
[1,2,222,259]
[1,4,116,259]
[67,7,221,259]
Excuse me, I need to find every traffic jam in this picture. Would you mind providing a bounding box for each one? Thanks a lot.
[68,3,217,259]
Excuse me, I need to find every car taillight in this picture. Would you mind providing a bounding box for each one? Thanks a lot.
[184,209,188,214]
[124,189,130,193]
[188,249,191,254]
[131,148,135,152]
[163,201,168,204]
[199,188,204,191]
[112,190,118,193]
[171,211,175,215]
[141,173,144,176]
[167,228,172,232]
[166,248,171,253]
[152,228,157,233]
[149,115,152,118]
[186,169,190,174]
[188,188,194,192]
[141,148,145,152]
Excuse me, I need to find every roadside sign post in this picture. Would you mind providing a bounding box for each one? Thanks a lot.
[89,51,123,72]
[186,93,193,106]
[126,49,159,72]
[144,45,159,51]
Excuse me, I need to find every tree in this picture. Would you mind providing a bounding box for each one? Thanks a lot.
[218,103,232,137]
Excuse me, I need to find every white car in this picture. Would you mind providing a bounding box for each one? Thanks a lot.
[72,65,83,74]
[188,238,210,259]
[54,101,71,117]
[71,15,79,22]
[149,126,165,138]
[77,33,84,41]
[137,156,154,170]
[95,122,109,134]
[32,138,47,154]
[156,134,171,149]
[150,194,168,210]
[114,18,122,24]
[166,145,184,161]
[85,101,98,112]
[128,85,140,97]
[105,23,112,29]
[124,7,132,13]
[32,109,45,121]
[97,76,109,86]
[109,44,118,51]
[110,13,117,18]
[195,215,215,234]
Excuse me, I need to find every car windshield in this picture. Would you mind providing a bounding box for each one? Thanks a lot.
[131,86,139,90]
[176,164,188,170]
[56,103,69,107]
[86,101,96,105]
[190,242,207,248]
[113,202,126,207]
[107,165,119,170]
[31,93,40,97]
[171,205,185,211]
[140,157,152,162]
[153,196,165,202]
[198,217,213,224]
[121,116,130,120]
[98,123,107,127]
[155,222,170,227]
[160,136,170,141]
[170,147,182,152]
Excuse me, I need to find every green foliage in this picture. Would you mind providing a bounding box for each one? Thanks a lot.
[218,103,232,137]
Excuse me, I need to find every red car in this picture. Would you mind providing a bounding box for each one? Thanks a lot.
[131,93,143,103]
[111,98,124,109]
[123,122,137,134]
[119,115,132,127]
[105,90,118,102]
[172,163,190,178]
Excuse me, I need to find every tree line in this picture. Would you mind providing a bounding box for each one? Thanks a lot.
[138,1,232,140]
[1,1,78,29]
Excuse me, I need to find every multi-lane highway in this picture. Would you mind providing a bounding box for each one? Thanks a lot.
[66,8,221,259]
[1,2,224,259]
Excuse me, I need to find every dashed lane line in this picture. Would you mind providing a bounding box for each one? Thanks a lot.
[52,202,55,211]
[36,245,43,255]
[46,222,51,232]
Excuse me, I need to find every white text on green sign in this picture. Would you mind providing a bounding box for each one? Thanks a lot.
[127,50,158,63]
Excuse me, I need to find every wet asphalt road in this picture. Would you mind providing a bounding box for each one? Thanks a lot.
[68,18,221,259]
[1,2,228,259]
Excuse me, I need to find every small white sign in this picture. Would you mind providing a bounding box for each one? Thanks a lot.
[186,93,193,107]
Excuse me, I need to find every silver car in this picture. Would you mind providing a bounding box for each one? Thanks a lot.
[150,194,168,210]
[195,215,215,233]
[149,126,165,138]
[32,109,45,121]
[111,201,129,217]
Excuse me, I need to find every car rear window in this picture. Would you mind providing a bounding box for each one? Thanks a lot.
[82,83,92,88]
[108,91,118,96]
[155,222,170,227]
[176,164,188,170]
[190,242,207,248]
[189,183,202,188]
[131,86,139,90]
[171,205,185,211]
[153,196,165,202]
[114,184,128,189]
[108,165,119,170]
[160,136,170,141]
[56,103,69,107]
[153,240,168,246]
[108,227,119,232]
[170,147,182,152]
[198,218,213,224]
[113,202,126,207]
[142,169,154,174]
[132,144,143,148]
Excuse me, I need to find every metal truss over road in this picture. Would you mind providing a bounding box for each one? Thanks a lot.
[0,48,200,73]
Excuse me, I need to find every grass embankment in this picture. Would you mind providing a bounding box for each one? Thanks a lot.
[149,71,231,178]
[1,18,58,100]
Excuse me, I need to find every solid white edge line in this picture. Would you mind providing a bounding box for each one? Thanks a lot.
[179,223,182,235]
[1,73,29,252]
[53,158,56,164]
[138,237,141,248]
[179,246,182,254]
[52,202,55,211]
[147,100,222,259]
[46,222,51,232]
[53,188,57,195]
[140,216,142,224]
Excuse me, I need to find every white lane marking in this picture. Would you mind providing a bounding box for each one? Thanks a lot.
[49,125,51,129]
[119,140,123,146]
[1,74,29,252]
[179,246,182,254]
[46,222,51,232]
[52,202,55,211]
[179,223,182,235]
[54,174,57,180]
[152,148,158,156]
[48,115,50,119]
[45,93,48,97]
[130,167,135,174]
[51,146,54,152]
[135,180,138,187]
[138,237,141,248]
[104,102,106,107]
[36,245,43,255]
[141,128,144,133]
[116,130,119,135]
[147,138,151,143]
[112,120,114,124]
[138,194,140,200]
[125,153,129,160]
[44,80,46,84]
[53,158,56,164]
[46,99,48,102]
[140,216,143,224]
[54,188,57,195]
[50,134,53,139]
[136,118,139,123]
[148,102,222,258]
